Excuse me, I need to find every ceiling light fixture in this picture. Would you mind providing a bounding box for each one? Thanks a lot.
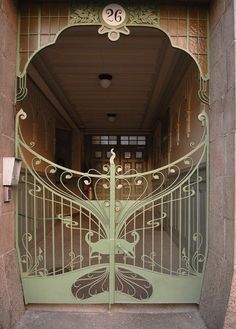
[99,73,112,88]
[107,113,116,122]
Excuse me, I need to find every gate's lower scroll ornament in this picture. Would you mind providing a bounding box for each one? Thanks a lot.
[71,268,109,300]
[71,267,153,301]
[115,268,153,300]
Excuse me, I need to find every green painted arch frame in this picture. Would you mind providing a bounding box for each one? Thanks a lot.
[16,3,209,103]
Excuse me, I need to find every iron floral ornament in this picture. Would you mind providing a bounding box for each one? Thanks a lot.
[98,4,130,41]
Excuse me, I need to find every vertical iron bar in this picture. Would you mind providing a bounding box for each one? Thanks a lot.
[15,107,22,274]
[15,175,20,271]
[184,195,187,238]
[124,207,127,265]
[61,198,64,273]
[170,192,173,275]
[173,191,177,230]
[178,187,182,271]
[187,7,190,52]
[25,169,29,273]
[70,202,73,270]
[205,123,209,272]
[33,176,37,276]
[52,193,55,276]
[192,188,195,251]
[161,197,163,273]
[80,205,82,269]
[109,155,116,305]
[133,212,136,267]
[98,213,101,265]
[142,206,145,269]
[27,11,30,60]
[88,211,91,267]
[196,167,200,272]
[43,186,46,274]
[187,178,191,276]
[38,7,41,49]
[151,201,154,271]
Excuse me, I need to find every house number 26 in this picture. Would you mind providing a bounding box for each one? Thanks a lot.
[102,4,126,27]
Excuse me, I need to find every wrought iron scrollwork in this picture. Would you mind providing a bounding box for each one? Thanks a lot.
[71,267,153,301]
[71,268,109,300]
[16,75,28,102]
[115,267,153,300]
[16,107,208,303]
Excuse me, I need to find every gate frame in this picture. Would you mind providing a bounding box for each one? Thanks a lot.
[16,2,209,104]
[15,2,210,305]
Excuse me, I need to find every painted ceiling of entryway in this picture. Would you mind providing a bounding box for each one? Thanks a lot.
[28,26,193,133]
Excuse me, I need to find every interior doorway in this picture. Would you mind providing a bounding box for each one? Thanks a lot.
[84,134,150,199]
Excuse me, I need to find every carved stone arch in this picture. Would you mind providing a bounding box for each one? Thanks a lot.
[16,2,209,103]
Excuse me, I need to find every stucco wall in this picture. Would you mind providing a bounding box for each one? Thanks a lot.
[0,0,25,328]
[199,0,236,328]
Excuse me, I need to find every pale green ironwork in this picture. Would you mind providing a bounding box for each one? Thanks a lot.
[198,77,209,104]
[16,75,28,102]
[17,3,209,82]
[16,107,208,304]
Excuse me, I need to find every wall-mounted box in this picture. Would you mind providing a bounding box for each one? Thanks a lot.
[3,157,22,186]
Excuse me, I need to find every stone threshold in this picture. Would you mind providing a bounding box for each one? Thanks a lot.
[26,303,199,314]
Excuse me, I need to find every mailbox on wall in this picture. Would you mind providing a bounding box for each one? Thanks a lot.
[3,157,22,186]
[3,157,22,202]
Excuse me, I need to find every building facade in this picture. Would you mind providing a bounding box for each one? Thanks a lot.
[0,0,235,328]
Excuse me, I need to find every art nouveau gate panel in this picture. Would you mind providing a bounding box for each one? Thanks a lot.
[16,109,208,304]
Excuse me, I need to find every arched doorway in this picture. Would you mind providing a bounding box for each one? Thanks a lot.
[16,4,209,305]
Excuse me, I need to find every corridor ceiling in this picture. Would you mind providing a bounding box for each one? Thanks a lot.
[29,26,193,133]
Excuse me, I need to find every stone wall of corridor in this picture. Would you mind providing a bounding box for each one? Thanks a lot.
[0,1,24,328]
[199,0,236,328]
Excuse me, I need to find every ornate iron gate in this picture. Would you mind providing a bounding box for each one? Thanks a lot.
[16,108,208,304]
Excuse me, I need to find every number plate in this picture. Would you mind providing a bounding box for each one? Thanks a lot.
[101,3,127,28]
